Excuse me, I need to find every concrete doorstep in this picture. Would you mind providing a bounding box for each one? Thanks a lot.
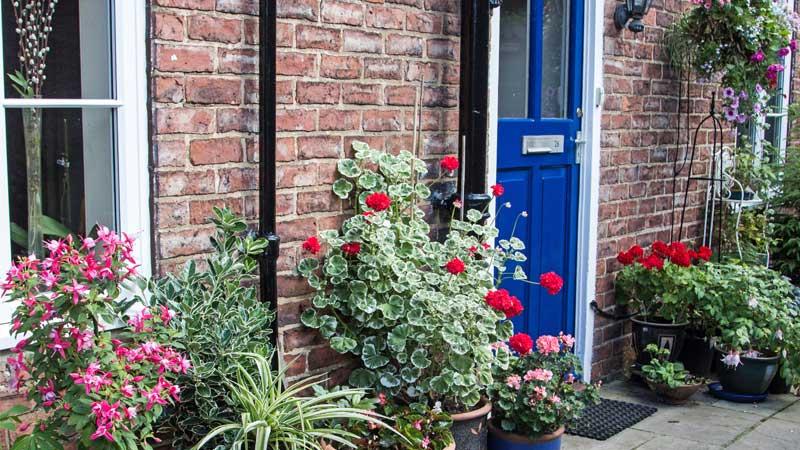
[563,381,800,450]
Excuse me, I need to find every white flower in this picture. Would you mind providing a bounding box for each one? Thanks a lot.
[432,401,442,414]
[504,202,511,208]
[521,211,529,217]
[748,297,759,308]
[775,329,784,341]
[721,351,742,368]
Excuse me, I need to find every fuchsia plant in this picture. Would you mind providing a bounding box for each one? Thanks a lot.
[2,230,188,449]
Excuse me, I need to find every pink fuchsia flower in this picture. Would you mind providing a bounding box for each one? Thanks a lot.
[70,328,94,352]
[750,49,765,63]
[127,308,153,333]
[413,420,423,430]
[47,329,71,359]
[63,278,89,305]
[536,335,561,355]
[91,424,115,442]
[124,406,138,421]
[120,383,136,398]
[445,257,466,275]
[37,380,57,407]
[505,374,522,390]
[539,272,564,295]
[778,47,791,57]
[524,368,553,382]
[421,436,431,449]
[721,351,742,368]
[159,305,176,325]
[6,353,27,391]
[440,155,460,172]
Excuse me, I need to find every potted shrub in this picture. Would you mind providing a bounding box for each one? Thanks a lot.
[486,332,600,450]
[694,263,797,395]
[641,344,703,405]
[615,241,712,365]
[1,230,188,449]
[298,142,563,450]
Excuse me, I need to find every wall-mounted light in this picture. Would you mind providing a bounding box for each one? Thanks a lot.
[614,0,653,33]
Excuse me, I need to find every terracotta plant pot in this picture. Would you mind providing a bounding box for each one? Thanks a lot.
[645,380,704,405]
[716,348,779,395]
[450,400,491,450]
[488,422,564,450]
[631,316,688,365]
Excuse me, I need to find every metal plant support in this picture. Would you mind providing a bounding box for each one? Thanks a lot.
[670,65,727,260]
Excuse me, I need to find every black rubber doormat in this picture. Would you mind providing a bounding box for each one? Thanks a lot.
[566,399,657,441]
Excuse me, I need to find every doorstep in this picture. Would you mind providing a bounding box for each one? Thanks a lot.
[563,381,800,449]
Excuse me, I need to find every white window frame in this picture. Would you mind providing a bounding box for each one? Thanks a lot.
[0,0,150,349]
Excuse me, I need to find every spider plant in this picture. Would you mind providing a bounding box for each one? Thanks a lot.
[192,352,400,450]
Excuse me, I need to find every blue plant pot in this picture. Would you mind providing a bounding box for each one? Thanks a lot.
[488,422,563,450]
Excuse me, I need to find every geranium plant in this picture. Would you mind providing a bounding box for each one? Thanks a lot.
[487,332,600,437]
[297,142,562,413]
[1,230,188,449]
[666,0,800,123]
[615,241,712,323]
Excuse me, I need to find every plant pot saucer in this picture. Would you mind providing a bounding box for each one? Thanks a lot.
[708,382,768,403]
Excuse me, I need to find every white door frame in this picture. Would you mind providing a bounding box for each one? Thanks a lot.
[486,0,605,380]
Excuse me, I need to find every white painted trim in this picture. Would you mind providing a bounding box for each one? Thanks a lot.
[574,0,605,382]
[486,1,604,381]
[0,0,151,349]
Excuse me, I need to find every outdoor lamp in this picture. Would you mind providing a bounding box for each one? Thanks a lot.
[614,0,653,33]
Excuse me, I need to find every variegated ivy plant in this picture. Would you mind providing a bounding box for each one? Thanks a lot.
[297,142,560,413]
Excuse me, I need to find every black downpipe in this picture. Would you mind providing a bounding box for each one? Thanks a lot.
[459,0,495,213]
[258,0,280,366]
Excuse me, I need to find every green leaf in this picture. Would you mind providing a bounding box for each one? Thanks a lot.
[358,171,380,190]
[411,348,431,369]
[380,372,401,388]
[400,366,420,383]
[349,368,377,388]
[332,178,354,199]
[297,258,319,276]
[318,315,338,338]
[388,324,410,352]
[300,309,320,328]
[40,215,71,237]
[337,159,362,178]
[466,209,483,222]
[362,343,390,369]
[430,375,451,393]
[325,255,348,277]
[330,336,357,353]
[449,353,472,372]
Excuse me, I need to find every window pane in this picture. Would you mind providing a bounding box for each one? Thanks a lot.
[2,0,113,99]
[5,107,116,257]
[498,0,530,118]
[541,0,569,118]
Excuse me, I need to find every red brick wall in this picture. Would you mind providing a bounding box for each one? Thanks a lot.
[150,0,461,382]
[592,0,721,380]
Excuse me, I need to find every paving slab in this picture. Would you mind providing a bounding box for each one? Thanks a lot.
[710,393,798,418]
[630,402,763,446]
[726,418,800,450]
[562,428,655,450]
[635,435,723,450]
[773,400,800,424]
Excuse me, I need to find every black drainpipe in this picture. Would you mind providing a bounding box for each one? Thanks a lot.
[258,0,280,363]
[459,0,496,212]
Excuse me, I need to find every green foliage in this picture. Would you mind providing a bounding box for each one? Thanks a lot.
[487,337,600,438]
[771,104,800,281]
[721,208,774,265]
[149,207,274,449]
[193,352,398,450]
[298,142,531,412]
[641,344,697,389]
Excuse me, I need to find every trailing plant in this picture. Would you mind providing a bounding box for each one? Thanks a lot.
[487,332,600,437]
[192,352,399,450]
[771,104,800,281]
[615,241,712,323]
[720,207,775,265]
[148,208,274,449]
[1,229,188,449]
[665,0,800,123]
[641,344,699,388]
[297,142,563,413]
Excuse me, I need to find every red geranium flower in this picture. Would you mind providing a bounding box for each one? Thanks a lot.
[670,250,692,267]
[629,245,644,258]
[652,241,671,258]
[440,155,460,172]
[490,184,505,197]
[509,333,534,355]
[641,254,664,271]
[617,251,635,266]
[484,289,524,318]
[539,272,564,295]
[365,192,392,212]
[302,237,321,255]
[341,242,361,257]
[445,257,466,275]
[505,296,524,319]
[697,246,712,261]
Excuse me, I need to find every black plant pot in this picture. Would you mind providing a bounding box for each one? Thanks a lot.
[631,316,688,365]
[678,331,716,378]
[450,401,491,450]
[717,348,779,395]
[769,363,792,395]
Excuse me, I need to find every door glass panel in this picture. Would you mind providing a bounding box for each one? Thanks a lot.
[2,0,113,99]
[498,0,529,118]
[541,0,569,118]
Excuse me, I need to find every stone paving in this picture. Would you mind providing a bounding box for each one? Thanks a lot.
[564,381,800,449]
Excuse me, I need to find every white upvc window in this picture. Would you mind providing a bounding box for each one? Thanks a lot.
[0,0,150,348]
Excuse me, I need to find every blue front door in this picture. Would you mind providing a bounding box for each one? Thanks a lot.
[495,0,583,338]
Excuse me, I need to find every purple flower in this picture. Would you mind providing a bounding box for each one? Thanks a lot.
[755,84,764,94]
[729,97,739,109]
[724,107,738,121]
[751,49,765,63]
[739,90,748,100]
[723,87,736,98]
[736,114,748,124]
[778,47,791,57]
[791,39,798,52]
